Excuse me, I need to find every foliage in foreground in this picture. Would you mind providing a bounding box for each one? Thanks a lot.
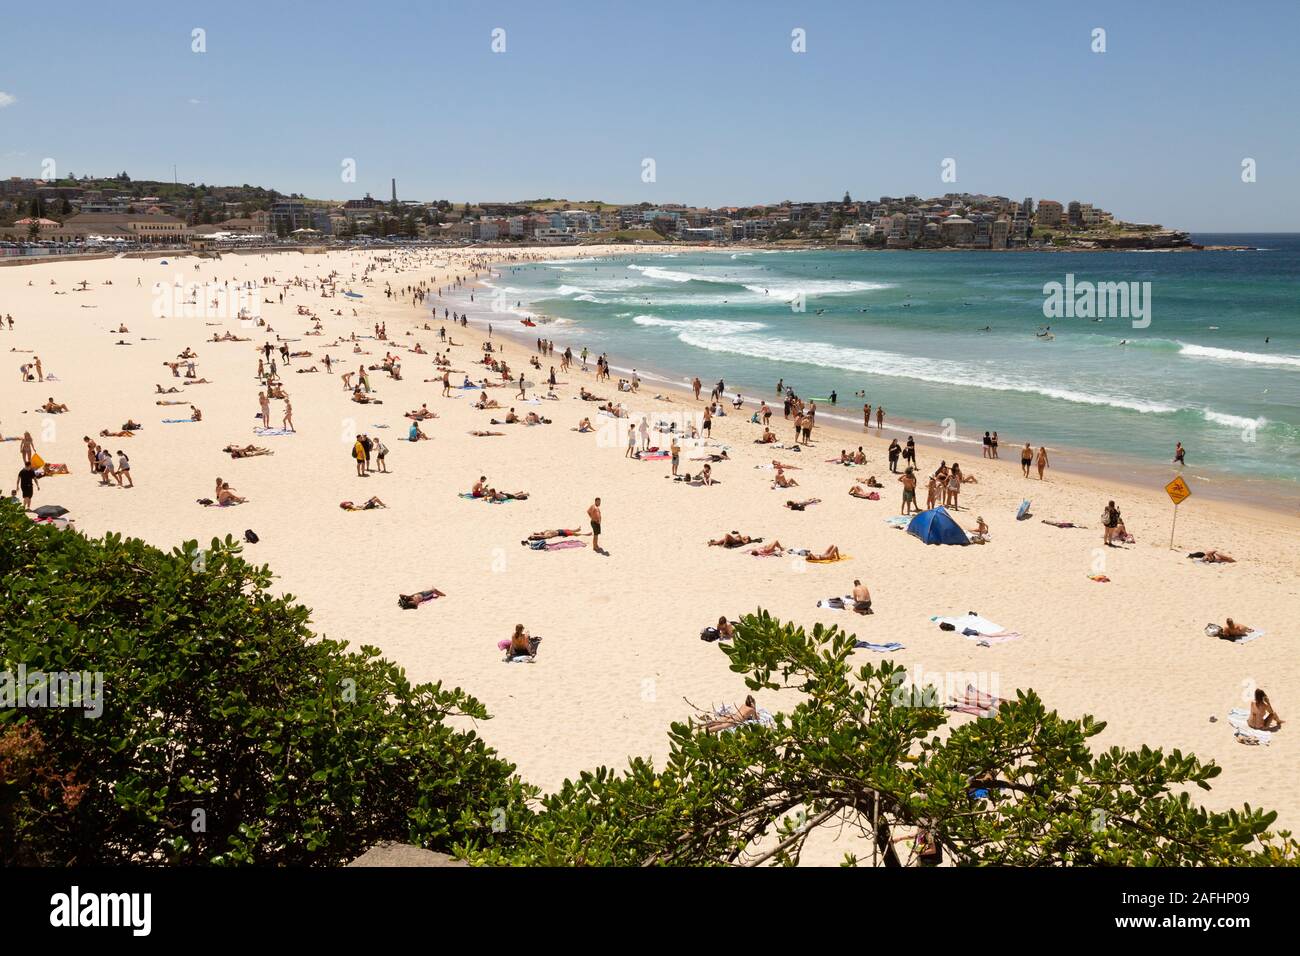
[474,610,1299,866]
[0,502,532,865]
[3,500,1295,866]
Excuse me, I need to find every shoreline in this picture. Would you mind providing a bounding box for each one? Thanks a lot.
[452,260,1300,522]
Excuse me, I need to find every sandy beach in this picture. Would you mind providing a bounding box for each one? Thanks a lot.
[3,246,1297,863]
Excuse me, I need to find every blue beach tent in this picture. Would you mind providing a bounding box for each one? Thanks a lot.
[906,507,970,545]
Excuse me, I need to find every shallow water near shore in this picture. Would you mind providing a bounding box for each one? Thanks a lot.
[470,236,1300,505]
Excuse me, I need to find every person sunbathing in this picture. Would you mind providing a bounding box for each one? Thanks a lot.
[155,384,180,394]
[1249,688,1284,732]
[524,412,551,425]
[785,498,821,511]
[216,482,246,505]
[807,545,842,561]
[470,430,505,437]
[526,529,587,543]
[487,489,529,502]
[849,484,876,499]
[968,516,990,544]
[1189,549,1236,563]
[474,394,501,410]
[406,405,437,420]
[99,429,134,438]
[340,497,387,511]
[122,419,142,430]
[505,624,540,661]
[398,587,446,609]
[702,695,760,734]
[579,387,605,401]
[1220,618,1254,639]
[852,448,867,465]
[709,532,761,548]
[756,428,776,444]
[773,467,799,488]
[224,444,273,458]
[41,398,69,414]
[747,540,787,556]
[352,387,382,404]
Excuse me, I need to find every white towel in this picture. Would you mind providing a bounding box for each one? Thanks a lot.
[1228,707,1272,743]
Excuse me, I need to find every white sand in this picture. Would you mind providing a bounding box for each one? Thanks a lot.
[3,247,1297,862]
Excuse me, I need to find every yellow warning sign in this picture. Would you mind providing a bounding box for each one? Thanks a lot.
[1165,476,1191,506]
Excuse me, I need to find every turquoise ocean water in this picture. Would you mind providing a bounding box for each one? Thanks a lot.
[475,235,1299,501]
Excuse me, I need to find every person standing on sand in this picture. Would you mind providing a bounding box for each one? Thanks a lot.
[888,439,901,473]
[638,417,650,452]
[282,397,295,432]
[34,355,43,382]
[876,406,884,432]
[693,377,702,400]
[702,406,712,438]
[588,498,603,554]
[899,468,918,515]
[864,403,871,430]
[353,436,367,477]
[671,436,680,476]
[625,423,637,459]
[1036,446,1049,480]
[990,431,999,458]
[1021,442,1033,478]
[259,391,271,429]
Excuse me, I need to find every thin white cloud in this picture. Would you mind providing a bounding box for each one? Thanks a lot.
[0,92,16,108]
[188,98,201,105]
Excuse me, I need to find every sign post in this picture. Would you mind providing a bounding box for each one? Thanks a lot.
[1164,476,1191,550]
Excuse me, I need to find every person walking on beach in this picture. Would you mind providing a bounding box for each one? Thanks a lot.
[625,423,637,459]
[1174,442,1186,466]
[16,461,39,510]
[1021,442,1033,478]
[115,450,133,488]
[1036,445,1049,480]
[282,397,295,432]
[588,497,603,555]
[888,439,901,473]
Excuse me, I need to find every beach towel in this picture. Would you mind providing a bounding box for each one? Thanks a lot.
[711,704,777,732]
[458,493,513,504]
[253,427,295,437]
[932,614,1023,645]
[29,453,45,470]
[884,515,911,527]
[638,451,671,460]
[1213,628,1265,645]
[854,641,904,652]
[525,538,586,551]
[162,418,198,424]
[1227,708,1272,744]
[806,553,851,564]
[818,595,873,614]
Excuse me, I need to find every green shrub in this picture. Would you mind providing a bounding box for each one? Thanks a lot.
[0,501,533,865]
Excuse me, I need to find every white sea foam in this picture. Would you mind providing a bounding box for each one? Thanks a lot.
[633,314,766,334]
[1202,410,1268,430]
[674,331,1183,415]
[1177,343,1300,368]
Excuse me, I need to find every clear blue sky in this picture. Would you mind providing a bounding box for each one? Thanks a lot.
[3,0,1297,230]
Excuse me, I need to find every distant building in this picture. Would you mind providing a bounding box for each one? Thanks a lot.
[1067,201,1083,228]
[1036,200,1063,228]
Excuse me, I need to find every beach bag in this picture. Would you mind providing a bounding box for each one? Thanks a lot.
[1204,624,1223,638]
[938,622,956,632]
[700,627,721,642]
[244,529,259,544]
